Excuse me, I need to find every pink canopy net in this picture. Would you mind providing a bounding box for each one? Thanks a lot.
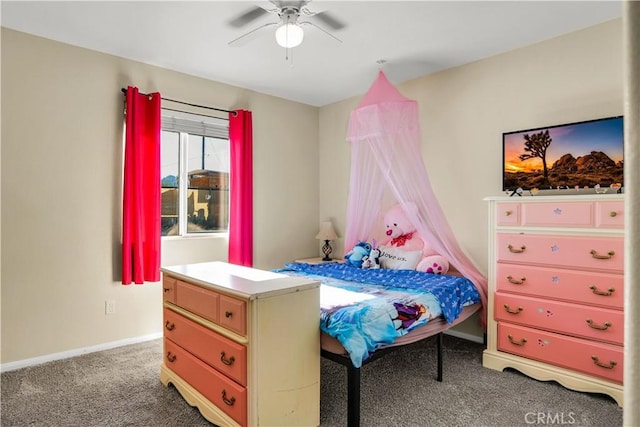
[344,70,488,327]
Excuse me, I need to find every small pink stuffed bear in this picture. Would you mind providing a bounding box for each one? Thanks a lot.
[379,203,449,274]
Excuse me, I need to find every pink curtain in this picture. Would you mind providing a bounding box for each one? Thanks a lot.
[345,71,488,328]
[122,86,161,284]
[228,110,254,266]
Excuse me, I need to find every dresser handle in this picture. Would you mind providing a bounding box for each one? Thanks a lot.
[507,244,526,254]
[591,355,617,369]
[505,210,513,216]
[507,334,527,346]
[586,319,612,330]
[225,311,233,318]
[220,351,235,366]
[221,390,236,406]
[590,249,615,260]
[166,352,176,363]
[589,285,615,296]
[164,321,175,331]
[609,211,617,217]
[503,304,523,314]
[163,287,171,293]
[507,275,526,285]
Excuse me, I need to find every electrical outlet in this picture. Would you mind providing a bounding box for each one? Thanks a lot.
[105,300,116,315]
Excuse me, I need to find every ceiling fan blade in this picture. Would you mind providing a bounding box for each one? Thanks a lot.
[299,21,342,43]
[272,0,307,8]
[228,22,278,47]
[228,2,281,28]
[308,11,345,31]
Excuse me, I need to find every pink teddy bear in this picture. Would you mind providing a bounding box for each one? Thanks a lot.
[379,203,450,274]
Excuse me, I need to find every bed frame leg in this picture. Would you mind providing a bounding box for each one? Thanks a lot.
[437,332,443,382]
[347,364,361,427]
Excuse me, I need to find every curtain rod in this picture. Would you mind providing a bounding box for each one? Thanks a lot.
[120,88,236,116]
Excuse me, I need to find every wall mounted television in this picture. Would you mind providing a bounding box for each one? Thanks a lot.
[502,116,624,192]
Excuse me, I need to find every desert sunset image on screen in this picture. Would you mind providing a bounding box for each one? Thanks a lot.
[502,116,623,191]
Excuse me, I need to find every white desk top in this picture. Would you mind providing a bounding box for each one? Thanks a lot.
[161,261,319,300]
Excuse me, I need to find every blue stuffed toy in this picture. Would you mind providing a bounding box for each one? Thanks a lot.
[344,241,372,268]
[361,239,381,269]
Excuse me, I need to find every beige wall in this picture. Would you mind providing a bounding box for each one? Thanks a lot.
[0,28,320,364]
[318,19,623,338]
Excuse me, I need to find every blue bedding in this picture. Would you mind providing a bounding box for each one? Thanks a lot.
[275,262,481,368]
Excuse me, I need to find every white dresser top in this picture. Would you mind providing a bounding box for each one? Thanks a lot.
[485,193,624,202]
[161,261,319,300]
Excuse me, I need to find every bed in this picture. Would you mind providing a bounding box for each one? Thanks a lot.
[275,262,482,427]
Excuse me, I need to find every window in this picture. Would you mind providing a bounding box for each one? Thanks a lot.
[161,109,230,236]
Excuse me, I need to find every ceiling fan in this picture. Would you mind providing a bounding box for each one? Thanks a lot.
[227,1,345,49]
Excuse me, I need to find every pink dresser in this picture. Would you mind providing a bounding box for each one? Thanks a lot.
[483,195,624,406]
[160,262,321,426]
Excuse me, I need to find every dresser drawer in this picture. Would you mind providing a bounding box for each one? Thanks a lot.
[164,308,247,386]
[176,280,219,323]
[595,201,624,228]
[521,201,593,227]
[496,203,521,226]
[165,338,247,426]
[497,323,623,384]
[495,264,623,309]
[496,233,623,273]
[219,295,247,336]
[495,293,623,345]
[162,276,177,304]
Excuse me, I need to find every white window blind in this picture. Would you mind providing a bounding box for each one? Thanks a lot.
[161,109,228,139]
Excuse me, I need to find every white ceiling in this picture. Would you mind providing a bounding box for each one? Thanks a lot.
[1,1,622,107]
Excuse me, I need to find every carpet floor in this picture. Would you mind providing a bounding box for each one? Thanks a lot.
[0,335,623,426]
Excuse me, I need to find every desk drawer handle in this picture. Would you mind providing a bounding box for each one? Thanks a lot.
[221,390,236,406]
[163,287,171,293]
[507,275,526,285]
[589,285,615,296]
[225,311,233,318]
[503,304,523,314]
[591,355,617,369]
[164,321,175,331]
[504,210,513,216]
[507,244,526,254]
[590,249,615,260]
[507,334,527,346]
[586,319,612,330]
[166,352,176,363]
[220,351,235,366]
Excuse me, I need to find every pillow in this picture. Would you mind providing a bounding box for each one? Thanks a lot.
[378,245,422,270]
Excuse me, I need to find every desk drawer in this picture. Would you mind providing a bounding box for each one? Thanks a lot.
[219,294,247,336]
[495,293,623,345]
[162,276,177,304]
[496,233,623,272]
[164,308,247,386]
[498,323,623,384]
[495,263,623,309]
[176,280,219,323]
[164,339,247,426]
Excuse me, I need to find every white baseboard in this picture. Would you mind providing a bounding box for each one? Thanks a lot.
[0,332,162,373]
[444,329,484,344]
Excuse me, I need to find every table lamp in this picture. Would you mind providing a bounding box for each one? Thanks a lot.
[315,221,339,261]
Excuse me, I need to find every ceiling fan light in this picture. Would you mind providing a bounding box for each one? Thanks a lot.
[275,23,304,48]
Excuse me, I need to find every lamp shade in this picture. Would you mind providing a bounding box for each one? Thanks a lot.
[315,221,338,241]
[275,23,304,48]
